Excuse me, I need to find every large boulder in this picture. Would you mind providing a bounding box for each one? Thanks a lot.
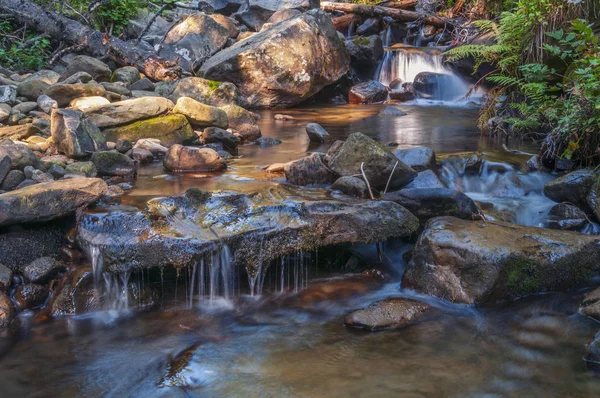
[159,13,230,72]
[163,77,238,107]
[327,132,416,191]
[102,114,195,146]
[163,144,227,172]
[349,81,388,104]
[0,178,108,226]
[344,298,431,331]
[199,10,350,108]
[173,97,228,128]
[82,97,174,128]
[345,35,383,74]
[76,186,419,274]
[44,82,106,107]
[51,109,108,158]
[383,188,480,220]
[544,169,596,210]
[285,152,337,186]
[403,217,600,304]
[234,0,319,31]
[220,104,261,140]
[61,55,112,82]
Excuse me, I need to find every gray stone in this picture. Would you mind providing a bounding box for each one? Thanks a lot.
[285,152,337,186]
[91,151,136,177]
[393,146,436,172]
[61,55,111,82]
[383,188,479,220]
[0,263,11,292]
[37,94,58,114]
[305,123,329,143]
[0,142,39,170]
[201,127,241,150]
[0,155,10,185]
[47,163,66,179]
[65,161,97,177]
[544,169,596,210]
[344,298,431,331]
[349,81,387,104]
[0,85,17,105]
[129,78,154,92]
[111,66,140,85]
[23,257,64,283]
[51,109,108,158]
[332,176,369,198]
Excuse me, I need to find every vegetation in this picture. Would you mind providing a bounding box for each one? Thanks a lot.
[0,19,52,71]
[446,0,600,167]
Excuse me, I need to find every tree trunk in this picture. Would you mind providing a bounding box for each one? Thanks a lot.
[320,1,447,27]
[332,13,362,31]
[0,0,181,81]
[383,1,418,9]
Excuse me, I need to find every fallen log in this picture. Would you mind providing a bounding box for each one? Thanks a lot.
[0,0,181,81]
[320,1,447,27]
[332,13,362,31]
[383,0,418,9]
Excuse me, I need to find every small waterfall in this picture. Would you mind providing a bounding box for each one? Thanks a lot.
[347,20,356,38]
[188,245,234,307]
[90,245,132,310]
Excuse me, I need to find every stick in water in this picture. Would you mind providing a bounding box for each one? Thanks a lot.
[360,162,375,200]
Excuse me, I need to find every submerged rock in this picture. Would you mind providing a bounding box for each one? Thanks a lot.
[580,287,600,321]
[199,10,350,108]
[344,298,431,331]
[77,186,419,274]
[383,188,479,220]
[0,178,108,226]
[403,217,600,304]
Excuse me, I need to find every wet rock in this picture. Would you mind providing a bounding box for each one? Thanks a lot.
[0,170,25,191]
[265,163,285,173]
[285,152,337,186]
[220,104,261,140]
[0,178,108,226]
[82,97,174,128]
[166,77,238,107]
[44,82,106,107]
[344,298,431,331]
[111,66,140,85]
[379,107,407,116]
[580,287,600,321]
[65,161,98,177]
[22,257,64,284]
[544,169,596,210]
[134,139,169,157]
[50,109,108,158]
[200,10,350,108]
[394,146,436,171]
[328,132,416,191]
[547,203,587,231]
[585,331,600,371]
[164,144,227,172]
[61,55,111,82]
[332,176,369,198]
[346,35,383,73]
[131,147,154,165]
[0,225,65,271]
[383,188,479,220]
[413,72,452,98]
[356,17,380,36]
[115,139,133,154]
[173,97,228,129]
[77,186,419,273]
[403,216,600,304]
[201,127,240,150]
[91,151,136,177]
[0,85,17,105]
[389,82,416,102]
[305,123,329,143]
[0,292,14,328]
[50,267,99,315]
[14,283,50,310]
[0,263,11,292]
[102,114,195,146]
[256,136,281,148]
[159,13,229,72]
[348,81,387,104]
[0,141,40,170]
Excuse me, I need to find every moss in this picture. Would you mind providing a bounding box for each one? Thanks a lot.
[102,114,195,145]
[184,188,211,204]
[502,255,542,296]
[206,80,221,94]
[352,37,370,46]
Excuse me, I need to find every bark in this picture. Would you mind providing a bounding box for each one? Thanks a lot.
[332,13,361,31]
[383,1,418,9]
[0,0,181,81]
[320,1,447,27]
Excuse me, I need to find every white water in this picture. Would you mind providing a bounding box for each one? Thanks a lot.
[90,245,132,311]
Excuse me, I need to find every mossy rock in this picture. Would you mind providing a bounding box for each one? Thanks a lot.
[65,162,97,177]
[102,114,195,146]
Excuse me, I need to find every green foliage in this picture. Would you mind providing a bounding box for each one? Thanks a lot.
[0,19,52,71]
[96,0,143,35]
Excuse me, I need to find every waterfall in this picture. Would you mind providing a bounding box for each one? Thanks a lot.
[188,245,234,307]
[90,245,132,310]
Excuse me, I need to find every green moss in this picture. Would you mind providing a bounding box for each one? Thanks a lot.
[207,80,220,94]
[503,255,542,296]
[352,37,370,46]
[102,114,195,145]
[184,188,211,204]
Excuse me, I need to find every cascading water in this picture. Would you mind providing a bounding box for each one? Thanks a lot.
[90,245,132,311]
[187,244,235,308]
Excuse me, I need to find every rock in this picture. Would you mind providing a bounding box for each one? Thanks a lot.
[379,107,407,116]
[0,155,9,185]
[44,82,106,107]
[111,66,140,85]
[17,79,49,101]
[393,146,436,171]
[201,127,241,150]
[166,77,238,107]
[61,71,93,85]
[69,96,110,111]
[356,17,380,36]
[413,72,456,99]
[15,179,36,190]
[0,170,25,191]
[101,82,131,96]
[200,10,350,108]
[349,81,388,104]
[285,152,337,186]
[65,161,97,177]
[50,109,107,158]
[402,216,600,304]
[163,145,227,172]
[332,176,369,198]
[585,331,600,371]
[31,169,54,184]
[82,97,174,128]
[48,267,98,316]
[256,136,281,147]
[0,124,37,141]
[0,263,10,292]
[544,169,596,209]
[305,123,329,143]
[328,132,416,191]
[344,298,431,331]
[0,142,40,170]
[0,224,65,271]
[23,257,64,284]
[580,287,600,321]
[384,188,479,220]
[402,169,445,189]
[102,114,195,146]
[267,8,302,24]
[173,97,228,129]
[91,151,136,177]
[61,55,111,82]
[0,292,14,328]
[14,283,50,310]
[0,103,10,122]
[346,35,383,73]
[77,186,419,274]
[37,94,58,114]
[389,82,416,102]
[115,139,133,154]
[12,101,38,114]
[106,184,126,197]
[219,104,261,140]
[234,0,318,31]
[129,78,154,92]
[47,163,66,179]
[0,85,17,105]
[131,147,154,165]
[0,178,108,226]
[159,13,229,72]
[22,70,60,85]
[134,139,169,157]
[547,203,587,231]
[197,0,244,15]
[265,163,285,173]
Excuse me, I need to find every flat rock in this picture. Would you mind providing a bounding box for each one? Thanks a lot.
[102,114,195,146]
[383,188,479,220]
[163,144,227,172]
[344,298,431,331]
[173,97,228,128]
[45,82,106,107]
[83,97,174,128]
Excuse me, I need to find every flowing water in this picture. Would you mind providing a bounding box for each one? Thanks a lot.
[1,100,599,395]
